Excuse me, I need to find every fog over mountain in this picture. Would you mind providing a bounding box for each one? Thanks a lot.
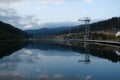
[25,17,120,37]
[25,19,101,30]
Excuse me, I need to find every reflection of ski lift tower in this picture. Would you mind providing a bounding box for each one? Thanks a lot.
[78,17,91,64]
[78,43,90,64]
[78,17,91,41]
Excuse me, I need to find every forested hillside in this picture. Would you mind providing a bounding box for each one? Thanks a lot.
[26,17,120,37]
[62,17,120,34]
[0,21,29,41]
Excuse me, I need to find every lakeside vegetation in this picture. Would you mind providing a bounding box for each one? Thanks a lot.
[56,32,117,41]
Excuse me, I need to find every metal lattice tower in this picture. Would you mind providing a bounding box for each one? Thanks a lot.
[78,17,91,40]
[78,17,91,64]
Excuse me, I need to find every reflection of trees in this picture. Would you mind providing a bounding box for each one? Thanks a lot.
[27,41,69,51]
[26,41,120,63]
[0,41,28,59]
[0,41,28,74]
[54,41,120,63]
[88,45,120,63]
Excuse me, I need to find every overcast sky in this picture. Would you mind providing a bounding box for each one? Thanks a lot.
[0,0,120,30]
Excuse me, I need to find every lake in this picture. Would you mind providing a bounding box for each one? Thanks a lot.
[0,41,120,80]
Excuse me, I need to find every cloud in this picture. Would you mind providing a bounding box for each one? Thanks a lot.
[0,8,21,28]
[0,0,21,3]
[0,8,42,30]
[37,0,48,4]
[18,17,36,29]
[0,0,92,8]
[37,0,84,4]
[36,21,80,29]
[85,0,92,3]
[37,0,63,4]
[0,0,24,8]
[37,0,92,4]
[53,0,63,4]
[0,8,17,16]
[0,8,80,30]
[0,0,93,30]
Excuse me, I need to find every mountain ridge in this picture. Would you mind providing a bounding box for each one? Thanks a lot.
[25,17,120,37]
[0,21,29,41]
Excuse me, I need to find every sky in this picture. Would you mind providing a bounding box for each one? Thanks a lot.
[0,0,120,30]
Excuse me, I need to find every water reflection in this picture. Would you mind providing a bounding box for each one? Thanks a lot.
[28,41,120,63]
[54,41,120,63]
[0,41,120,80]
[0,41,28,59]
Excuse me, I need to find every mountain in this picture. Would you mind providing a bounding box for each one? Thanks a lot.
[25,17,120,39]
[57,17,120,34]
[0,21,29,41]
[25,26,73,36]
[89,17,120,32]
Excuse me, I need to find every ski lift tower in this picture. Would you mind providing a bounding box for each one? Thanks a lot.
[78,17,91,64]
[78,17,91,41]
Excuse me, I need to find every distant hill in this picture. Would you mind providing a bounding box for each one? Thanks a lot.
[25,26,73,36]
[62,17,120,34]
[25,17,120,38]
[0,21,29,41]
[90,17,120,32]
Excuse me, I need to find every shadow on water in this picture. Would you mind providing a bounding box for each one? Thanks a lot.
[27,41,120,63]
[0,41,28,59]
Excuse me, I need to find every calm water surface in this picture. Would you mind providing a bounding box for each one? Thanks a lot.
[0,41,120,80]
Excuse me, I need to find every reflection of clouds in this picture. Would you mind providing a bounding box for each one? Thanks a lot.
[38,74,49,79]
[38,74,63,80]
[85,75,91,80]
[0,71,9,76]
[0,49,28,71]
[13,72,21,75]
[0,71,26,80]
[17,49,43,63]
[23,49,32,55]
[0,63,17,70]
[0,49,29,73]
[0,59,19,71]
[0,72,92,80]
[36,68,40,72]
[115,50,120,56]
[35,54,43,59]
[35,68,48,74]
[19,49,33,58]
[26,54,43,63]
[54,74,63,79]
[0,47,93,80]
